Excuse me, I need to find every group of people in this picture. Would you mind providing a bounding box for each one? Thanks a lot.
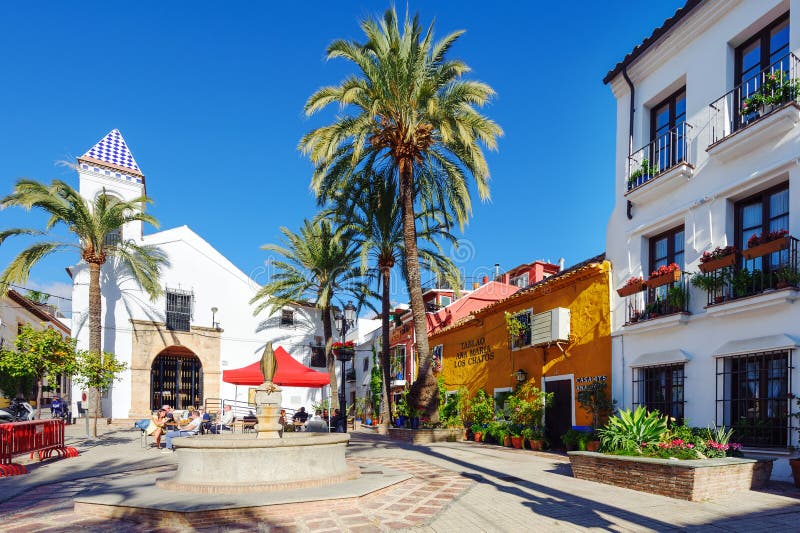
[289,406,345,433]
[136,404,236,451]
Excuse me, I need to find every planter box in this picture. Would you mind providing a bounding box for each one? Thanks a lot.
[645,269,681,288]
[699,253,736,273]
[568,452,773,501]
[617,282,646,297]
[386,427,464,444]
[743,236,790,260]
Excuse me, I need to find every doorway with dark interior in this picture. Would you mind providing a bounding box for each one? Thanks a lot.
[544,377,573,449]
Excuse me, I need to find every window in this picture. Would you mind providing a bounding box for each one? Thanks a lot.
[736,14,790,125]
[103,228,122,247]
[309,346,326,367]
[390,345,406,381]
[510,272,529,288]
[432,344,443,372]
[649,225,685,274]
[494,387,513,415]
[362,357,369,372]
[735,184,789,271]
[650,88,687,173]
[633,364,685,422]
[439,295,452,307]
[717,350,790,448]
[165,288,193,331]
[280,309,294,328]
[510,310,532,350]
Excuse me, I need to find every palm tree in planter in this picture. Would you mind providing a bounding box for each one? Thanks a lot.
[250,217,366,404]
[323,168,461,430]
[301,8,502,418]
[0,179,167,436]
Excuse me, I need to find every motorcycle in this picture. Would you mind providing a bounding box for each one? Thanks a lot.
[0,398,35,422]
[50,397,71,423]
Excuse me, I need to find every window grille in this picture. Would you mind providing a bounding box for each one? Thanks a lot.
[632,363,685,422]
[510,310,532,350]
[165,288,193,332]
[309,346,326,368]
[280,309,294,328]
[103,228,122,247]
[510,273,529,288]
[716,350,791,448]
[362,357,369,372]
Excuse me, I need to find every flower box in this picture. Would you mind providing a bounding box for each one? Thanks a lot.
[617,282,646,297]
[699,253,736,273]
[743,236,790,260]
[645,268,681,288]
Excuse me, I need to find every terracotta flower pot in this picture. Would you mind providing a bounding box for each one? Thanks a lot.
[743,236,790,260]
[473,432,482,443]
[527,439,543,451]
[503,435,512,447]
[645,269,681,288]
[586,440,601,452]
[511,436,523,449]
[617,282,645,297]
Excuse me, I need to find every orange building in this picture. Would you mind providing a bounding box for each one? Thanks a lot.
[433,254,611,442]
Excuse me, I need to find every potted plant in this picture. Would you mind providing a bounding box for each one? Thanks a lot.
[645,262,681,288]
[666,285,687,311]
[471,423,483,443]
[741,71,799,117]
[510,430,524,449]
[522,427,545,450]
[617,276,646,297]
[699,246,737,273]
[504,312,528,348]
[776,267,800,289]
[691,271,728,304]
[331,340,355,357]
[577,381,614,451]
[627,158,659,189]
[560,429,581,451]
[743,229,790,260]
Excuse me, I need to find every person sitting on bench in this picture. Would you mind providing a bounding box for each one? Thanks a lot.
[163,410,202,451]
[209,405,235,434]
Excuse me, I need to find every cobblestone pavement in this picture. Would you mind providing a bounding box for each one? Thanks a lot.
[1,427,799,531]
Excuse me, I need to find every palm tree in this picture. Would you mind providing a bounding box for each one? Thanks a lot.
[250,217,365,411]
[301,8,502,416]
[0,179,168,435]
[324,169,461,429]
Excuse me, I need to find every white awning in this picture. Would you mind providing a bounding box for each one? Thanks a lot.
[713,334,800,357]
[631,349,691,367]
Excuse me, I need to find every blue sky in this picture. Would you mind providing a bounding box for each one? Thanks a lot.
[0,1,685,312]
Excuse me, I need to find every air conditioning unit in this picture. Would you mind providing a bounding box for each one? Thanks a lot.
[531,308,570,347]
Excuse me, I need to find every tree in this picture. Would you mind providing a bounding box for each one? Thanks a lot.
[324,168,460,428]
[301,8,502,417]
[250,217,364,410]
[0,179,168,436]
[25,290,49,305]
[0,324,76,419]
[73,350,127,424]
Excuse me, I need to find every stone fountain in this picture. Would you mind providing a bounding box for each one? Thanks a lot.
[156,342,358,493]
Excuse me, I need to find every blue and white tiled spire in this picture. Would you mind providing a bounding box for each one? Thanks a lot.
[78,129,144,183]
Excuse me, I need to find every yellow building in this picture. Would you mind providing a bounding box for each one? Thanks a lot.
[433,254,611,440]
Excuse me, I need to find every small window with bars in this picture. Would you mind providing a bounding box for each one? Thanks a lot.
[632,363,685,423]
[280,309,294,328]
[104,228,122,247]
[165,288,193,332]
[309,346,326,368]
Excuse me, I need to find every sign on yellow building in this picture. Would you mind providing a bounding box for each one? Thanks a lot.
[433,255,611,438]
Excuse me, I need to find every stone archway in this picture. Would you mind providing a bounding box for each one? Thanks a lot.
[150,346,203,410]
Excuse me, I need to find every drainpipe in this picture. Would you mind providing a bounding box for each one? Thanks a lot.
[622,66,635,220]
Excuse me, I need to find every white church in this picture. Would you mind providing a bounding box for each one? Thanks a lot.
[68,129,330,420]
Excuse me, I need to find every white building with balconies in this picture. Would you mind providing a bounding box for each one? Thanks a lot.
[605,0,800,480]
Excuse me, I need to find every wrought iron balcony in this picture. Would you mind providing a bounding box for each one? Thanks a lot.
[698,236,800,306]
[627,122,692,192]
[709,53,800,145]
[623,272,690,326]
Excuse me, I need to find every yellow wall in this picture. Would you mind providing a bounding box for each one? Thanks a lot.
[433,260,612,427]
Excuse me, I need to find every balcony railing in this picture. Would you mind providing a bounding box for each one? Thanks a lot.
[627,122,692,191]
[624,272,690,326]
[700,236,800,306]
[709,53,800,145]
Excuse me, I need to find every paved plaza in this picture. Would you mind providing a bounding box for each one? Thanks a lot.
[0,425,799,532]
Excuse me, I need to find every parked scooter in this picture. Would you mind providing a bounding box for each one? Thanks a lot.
[50,397,71,423]
[0,398,35,422]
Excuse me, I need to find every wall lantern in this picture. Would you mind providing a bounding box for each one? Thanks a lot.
[515,368,528,383]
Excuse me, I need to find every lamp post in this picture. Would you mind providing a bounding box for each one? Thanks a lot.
[334,301,356,432]
[211,307,219,329]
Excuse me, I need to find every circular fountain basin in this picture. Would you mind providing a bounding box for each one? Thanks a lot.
[156,432,357,493]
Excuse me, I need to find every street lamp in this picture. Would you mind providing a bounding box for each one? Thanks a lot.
[211,307,219,329]
[334,301,356,431]
[515,368,528,383]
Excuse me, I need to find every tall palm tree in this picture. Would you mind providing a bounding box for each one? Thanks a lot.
[301,8,502,416]
[324,168,461,429]
[0,179,168,435]
[250,217,364,411]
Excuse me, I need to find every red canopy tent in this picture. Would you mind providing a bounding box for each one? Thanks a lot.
[222,345,330,387]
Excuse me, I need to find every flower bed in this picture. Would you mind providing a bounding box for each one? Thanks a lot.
[568,452,773,501]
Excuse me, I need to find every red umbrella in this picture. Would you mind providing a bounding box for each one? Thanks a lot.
[222,345,330,387]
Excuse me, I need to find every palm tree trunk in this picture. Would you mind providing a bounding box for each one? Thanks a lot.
[88,261,102,437]
[321,305,338,410]
[380,266,393,430]
[398,158,438,420]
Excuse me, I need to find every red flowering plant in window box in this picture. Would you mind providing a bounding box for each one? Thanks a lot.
[744,229,790,260]
[645,263,681,288]
[616,276,646,297]
[331,341,355,356]
[698,246,737,273]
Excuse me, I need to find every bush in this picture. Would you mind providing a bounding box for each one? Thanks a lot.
[598,406,667,452]
[505,382,552,426]
[467,390,494,426]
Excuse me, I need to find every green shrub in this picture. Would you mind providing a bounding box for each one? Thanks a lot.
[598,406,668,452]
[467,389,495,426]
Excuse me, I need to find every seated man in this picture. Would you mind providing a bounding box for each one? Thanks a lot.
[162,410,202,452]
[331,409,345,433]
[292,406,309,424]
[304,410,329,433]
[209,405,235,434]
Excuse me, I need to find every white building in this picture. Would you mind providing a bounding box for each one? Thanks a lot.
[605,0,800,480]
[68,129,328,419]
[347,318,382,412]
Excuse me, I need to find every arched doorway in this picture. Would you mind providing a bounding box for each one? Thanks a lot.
[150,346,203,410]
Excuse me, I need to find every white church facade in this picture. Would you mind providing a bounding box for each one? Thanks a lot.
[68,129,329,420]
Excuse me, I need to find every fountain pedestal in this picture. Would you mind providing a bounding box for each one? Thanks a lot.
[254,385,282,439]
